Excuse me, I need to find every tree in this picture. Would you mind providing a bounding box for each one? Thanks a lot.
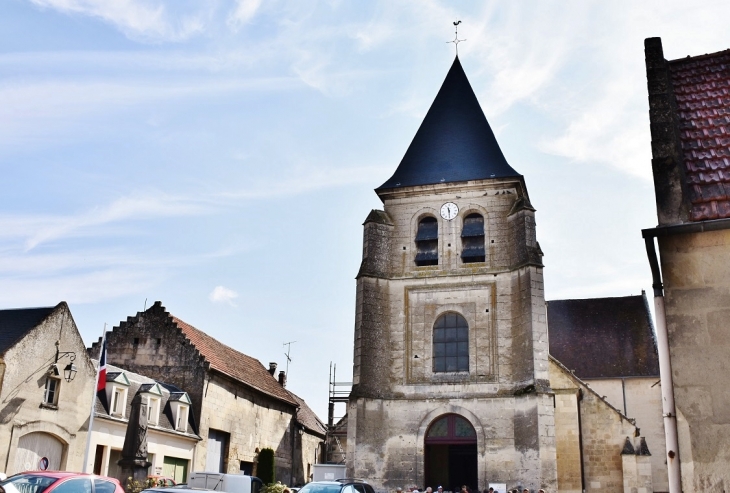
[258,447,276,484]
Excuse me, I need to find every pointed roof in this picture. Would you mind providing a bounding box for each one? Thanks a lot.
[378,56,519,191]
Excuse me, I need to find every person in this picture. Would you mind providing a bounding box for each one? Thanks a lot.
[460,486,468,493]
[396,488,402,493]
[437,487,443,493]
[425,488,432,493]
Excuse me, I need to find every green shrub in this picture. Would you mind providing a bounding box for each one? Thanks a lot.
[258,447,276,485]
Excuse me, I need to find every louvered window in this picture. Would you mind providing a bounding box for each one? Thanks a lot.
[461,213,485,263]
[433,312,469,372]
[415,216,438,266]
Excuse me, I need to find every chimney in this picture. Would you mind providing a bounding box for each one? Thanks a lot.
[268,362,277,376]
[278,370,286,387]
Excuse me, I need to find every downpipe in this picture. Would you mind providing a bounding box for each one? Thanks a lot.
[643,235,681,492]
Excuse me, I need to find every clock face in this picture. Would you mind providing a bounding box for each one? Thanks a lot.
[440,202,459,220]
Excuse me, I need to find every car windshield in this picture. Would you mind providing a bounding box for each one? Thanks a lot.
[0,474,58,493]
[299,485,342,493]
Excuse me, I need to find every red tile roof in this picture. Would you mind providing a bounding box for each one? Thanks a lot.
[172,316,298,407]
[669,49,730,221]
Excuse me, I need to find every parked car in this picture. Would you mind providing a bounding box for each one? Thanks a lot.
[148,476,177,488]
[0,471,124,493]
[142,488,211,493]
[298,480,375,493]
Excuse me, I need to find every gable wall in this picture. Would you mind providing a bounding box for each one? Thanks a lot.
[0,305,96,474]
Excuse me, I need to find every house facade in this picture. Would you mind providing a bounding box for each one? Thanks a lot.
[89,301,324,485]
[85,363,201,484]
[643,37,730,491]
[0,303,96,475]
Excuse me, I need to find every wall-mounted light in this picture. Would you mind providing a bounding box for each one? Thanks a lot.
[53,340,77,382]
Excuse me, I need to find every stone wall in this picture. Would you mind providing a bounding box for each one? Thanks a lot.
[587,377,667,491]
[349,178,556,491]
[200,375,296,482]
[549,359,642,493]
[0,303,96,475]
[659,228,730,492]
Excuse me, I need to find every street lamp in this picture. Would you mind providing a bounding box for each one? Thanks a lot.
[53,340,77,383]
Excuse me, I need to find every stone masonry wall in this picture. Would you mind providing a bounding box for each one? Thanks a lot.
[660,228,730,492]
[200,375,296,482]
[0,304,96,475]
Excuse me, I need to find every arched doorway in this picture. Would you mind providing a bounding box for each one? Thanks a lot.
[13,432,64,474]
[425,414,477,492]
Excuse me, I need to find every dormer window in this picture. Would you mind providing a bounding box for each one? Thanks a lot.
[176,405,189,432]
[111,387,128,416]
[461,213,485,263]
[415,217,438,266]
[146,396,161,426]
[104,371,130,417]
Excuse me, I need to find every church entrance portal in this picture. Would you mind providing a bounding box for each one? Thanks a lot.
[425,414,477,492]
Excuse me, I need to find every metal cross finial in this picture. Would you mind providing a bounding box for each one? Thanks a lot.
[447,20,466,56]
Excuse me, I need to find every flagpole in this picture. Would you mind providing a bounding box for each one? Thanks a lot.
[82,324,107,473]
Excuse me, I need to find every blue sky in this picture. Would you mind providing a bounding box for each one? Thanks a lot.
[2,0,729,421]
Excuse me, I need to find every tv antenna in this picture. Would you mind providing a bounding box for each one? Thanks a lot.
[283,340,297,376]
[447,20,466,56]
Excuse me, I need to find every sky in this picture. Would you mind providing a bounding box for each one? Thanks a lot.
[2,0,730,422]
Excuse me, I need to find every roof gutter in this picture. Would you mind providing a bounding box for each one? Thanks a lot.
[641,232,683,493]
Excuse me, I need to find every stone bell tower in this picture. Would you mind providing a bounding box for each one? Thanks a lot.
[347,56,556,492]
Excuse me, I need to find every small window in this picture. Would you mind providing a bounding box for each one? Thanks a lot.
[147,396,161,425]
[461,213,485,263]
[415,217,438,266]
[43,377,60,405]
[176,405,189,432]
[433,312,469,373]
[111,387,127,416]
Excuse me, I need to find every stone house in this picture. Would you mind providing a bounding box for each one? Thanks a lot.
[547,294,666,491]
[0,302,96,475]
[643,37,730,491]
[85,363,201,484]
[347,56,658,492]
[89,301,324,485]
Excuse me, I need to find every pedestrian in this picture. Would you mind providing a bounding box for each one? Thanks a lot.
[460,486,469,493]
[396,487,402,493]
[425,488,432,493]
[437,487,443,493]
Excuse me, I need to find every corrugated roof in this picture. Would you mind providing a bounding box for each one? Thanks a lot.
[669,49,730,221]
[172,316,298,407]
[0,305,57,355]
[547,294,660,379]
[377,56,520,191]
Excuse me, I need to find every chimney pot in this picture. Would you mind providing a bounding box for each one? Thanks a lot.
[278,370,286,387]
[268,362,277,376]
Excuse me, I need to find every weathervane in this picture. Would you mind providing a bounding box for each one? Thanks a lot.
[447,20,466,56]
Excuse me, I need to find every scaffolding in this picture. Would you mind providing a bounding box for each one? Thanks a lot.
[325,362,351,464]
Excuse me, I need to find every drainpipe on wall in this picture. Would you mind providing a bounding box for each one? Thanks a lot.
[576,389,586,493]
[643,234,682,493]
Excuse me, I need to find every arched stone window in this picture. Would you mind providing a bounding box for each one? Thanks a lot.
[415,216,438,266]
[433,312,469,372]
[461,213,485,263]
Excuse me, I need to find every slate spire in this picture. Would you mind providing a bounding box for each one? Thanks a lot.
[378,56,519,191]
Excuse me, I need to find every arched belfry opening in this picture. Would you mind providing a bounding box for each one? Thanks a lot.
[424,414,477,491]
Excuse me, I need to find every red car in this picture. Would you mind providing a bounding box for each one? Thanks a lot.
[0,471,124,493]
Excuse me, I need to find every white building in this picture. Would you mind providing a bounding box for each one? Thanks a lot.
[86,363,201,484]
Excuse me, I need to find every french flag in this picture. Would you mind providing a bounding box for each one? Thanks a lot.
[96,336,109,413]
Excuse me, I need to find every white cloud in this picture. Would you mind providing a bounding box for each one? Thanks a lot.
[227,0,262,31]
[209,286,239,306]
[28,0,207,42]
[0,191,211,250]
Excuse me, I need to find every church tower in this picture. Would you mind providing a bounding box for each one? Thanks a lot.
[348,57,556,491]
